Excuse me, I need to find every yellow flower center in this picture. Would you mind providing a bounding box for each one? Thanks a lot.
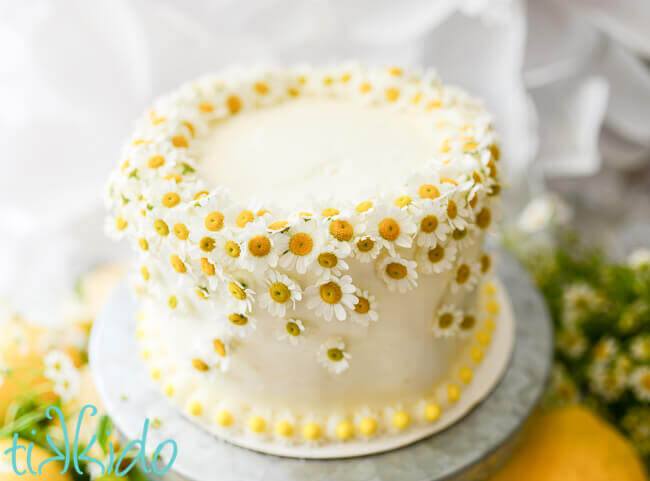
[452,229,467,241]
[268,220,288,231]
[341,73,352,82]
[456,264,471,284]
[438,313,454,329]
[236,210,255,228]
[355,201,373,213]
[174,223,189,240]
[385,87,400,102]
[379,218,400,241]
[254,82,269,95]
[192,358,209,371]
[354,297,370,314]
[463,141,478,151]
[420,215,439,233]
[183,121,195,137]
[227,95,242,114]
[248,235,271,257]
[213,339,227,357]
[472,171,482,184]
[164,173,182,183]
[225,241,241,258]
[321,207,339,217]
[269,282,291,303]
[289,233,314,256]
[198,102,214,113]
[286,321,301,336]
[460,315,476,331]
[287,87,299,97]
[327,347,344,362]
[323,76,334,85]
[141,266,150,281]
[115,216,128,231]
[229,282,247,300]
[469,193,478,209]
[147,155,165,169]
[359,82,372,93]
[196,289,208,300]
[194,190,209,200]
[476,207,491,229]
[200,258,215,276]
[447,200,458,219]
[257,209,271,217]
[320,282,342,304]
[388,67,402,76]
[138,238,149,251]
[170,254,186,274]
[317,253,338,268]
[329,220,354,241]
[480,254,491,273]
[228,313,248,326]
[172,135,188,148]
[427,245,445,263]
[356,237,375,252]
[200,236,215,251]
[394,195,412,208]
[642,374,650,390]
[168,295,177,309]
[426,100,442,110]
[386,262,407,279]
[162,192,181,207]
[418,184,440,199]
[440,177,458,186]
[204,211,224,232]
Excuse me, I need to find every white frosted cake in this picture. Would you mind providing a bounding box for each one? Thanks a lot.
[105,64,511,457]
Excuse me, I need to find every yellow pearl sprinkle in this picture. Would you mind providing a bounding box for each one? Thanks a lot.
[359,417,377,436]
[385,87,400,102]
[471,346,484,363]
[172,135,188,148]
[188,401,203,417]
[217,410,233,427]
[150,367,161,380]
[485,319,496,332]
[477,330,491,346]
[392,411,410,430]
[486,300,500,315]
[302,423,322,441]
[459,366,473,384]
[448,384,461,403]
[276,420,294,438]
[483,282,497,296]
[249,416,266,434]
[336,421,354,441]
[163,383,174,397]
[424,403,441,422]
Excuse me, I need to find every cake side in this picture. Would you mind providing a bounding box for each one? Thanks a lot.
[105,64,504,449]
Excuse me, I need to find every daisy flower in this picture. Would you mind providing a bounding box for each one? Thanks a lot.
[225,198,272,229]
[353,407,380,438]
[432,305,461,338]
[449,225,475,250]
[414,200,450,248]
[224,273,256,313]
[349,289,379,326]
[312,251,349,279]
[258,271,302,318]
[52,369,81,403]
[352,235,382,263]
[457,311,478,338]
[277,318,306,345]
[451,260,480,293]
[104,213,130,241]
[44,350,76,383]
[417,242,457,275]
[556,329,588,359]
[588,362,625,402]
[317,337,351,374]
[627,248,650,269]
[239,221,280,273]
[629,366,650,402]
[277,219,324,274]
[211,230,243,270]
[224,312,257,338]
[367,204,416,255]
[187,189,230,236]
[562,283,605,325]
[404,171,443,203]
[306,275,358,321]
[630,335,650,362]
[591,337,619,363]
[192,334,231,372]
[377,255,418,293]
[443,192,471,231]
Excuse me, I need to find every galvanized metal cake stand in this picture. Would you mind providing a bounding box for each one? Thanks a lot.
[90,252,552,481]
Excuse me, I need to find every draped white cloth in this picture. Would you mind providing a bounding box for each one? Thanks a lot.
[1,0,648,322]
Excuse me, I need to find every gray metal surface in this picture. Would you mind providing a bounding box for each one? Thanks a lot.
[90,252,552,481]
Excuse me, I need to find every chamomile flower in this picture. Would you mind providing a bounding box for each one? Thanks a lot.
[414,200,450,248]
[104,213,130,240]
[377,255,418,293]
[211,230,243,270]
[44,350,76,383]
[629,366,650,402]
[449,225,475,250]
[52,369,80,403]
[417,242,457,275]
[312,251,349,278]
[457,311,478,337]
[226,198,272,229]
[443,192,471,231]
[306,275,358,321]
[224,312,257,338]
[349,289,379,326]
[432,305,461,338]
[556,329,588,359]
[451,260,480,293]
[367,204,416,255]
[592,337,619,363]
[630,335,650,362]
[324,212,364,257]
[562,283,604,324]
[628,248,650,269]
[239,221,280,273]
[277,219,324,274]
[188,189,229,235]
[192,334,231,372]
[352,235,382,263]
[277,318,305,345]
[317,337,351,374]
[224,273,256,313]
[588,362,626,402]
[259,271,302,318]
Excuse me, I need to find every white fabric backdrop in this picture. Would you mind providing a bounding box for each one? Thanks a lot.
[0,0,648,322]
